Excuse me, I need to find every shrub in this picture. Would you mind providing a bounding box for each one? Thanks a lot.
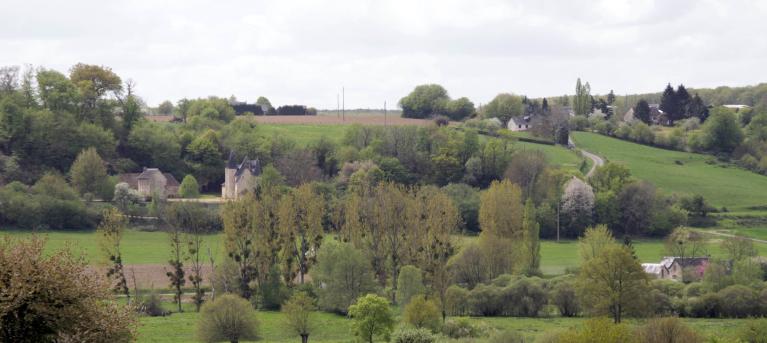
[551,278,580,317]
[442,318,485,339]
[684,282,705,298]
[396,265,426,306]
[139,292,167,317]
[687,293,720,318]
[445,285,469,316]
[468,283,503,316]
[178,175,200,198]
[348,294,396,343]
[503,277,547,317]
[197,294,259,343]
[391,327,436,343]
[403,295,442,333]
[636,317,701,343]
[718,285,761,318]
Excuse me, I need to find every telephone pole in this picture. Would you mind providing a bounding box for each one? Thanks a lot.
[342,87,345,121]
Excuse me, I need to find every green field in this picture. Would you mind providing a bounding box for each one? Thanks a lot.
[571,132,767,211]
[5,229,765,275]
[136,305,751,343]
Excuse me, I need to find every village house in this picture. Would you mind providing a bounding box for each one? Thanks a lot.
[221,152,262,199]
[507,115,532,131]
[642,256,710,281]
[118,168,179,199]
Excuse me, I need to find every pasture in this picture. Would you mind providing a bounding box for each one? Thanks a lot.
[136,304,751,343]
[5,228,765,278]
[571,132,767,211]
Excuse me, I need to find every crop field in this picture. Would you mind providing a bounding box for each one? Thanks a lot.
[571,132,767,211]
[254,114,436,126]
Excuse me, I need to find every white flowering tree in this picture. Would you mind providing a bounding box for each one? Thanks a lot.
[561,177,595,237]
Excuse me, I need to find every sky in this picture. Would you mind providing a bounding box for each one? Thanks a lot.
[2,0,766,109]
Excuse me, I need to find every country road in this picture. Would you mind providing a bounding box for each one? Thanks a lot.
[569,138,605,177]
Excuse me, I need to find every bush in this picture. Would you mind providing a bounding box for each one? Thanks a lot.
[396,265,426,306]
[178,175,200,198]
[391,327,436,343]
[551,278,580,317]
[503,277,547,317]
[718,285,761,318]
[636,317,701,343]
[468,283,504,316]
[139,292,167,317]
[688,293,720,318]
[560,317,634,343]
[197,294,259,343]
[442,318,485,339]
[403,295,442,333]
[684,282,705,298]
[445,285,469,316]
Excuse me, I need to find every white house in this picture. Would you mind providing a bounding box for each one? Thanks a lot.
[507,116,531,131]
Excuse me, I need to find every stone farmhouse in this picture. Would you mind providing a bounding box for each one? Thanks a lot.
[118,168,179,199]
[642,257,710,281]
[221,153,262,199]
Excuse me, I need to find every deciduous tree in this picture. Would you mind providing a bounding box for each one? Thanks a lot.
[348,294,396,343]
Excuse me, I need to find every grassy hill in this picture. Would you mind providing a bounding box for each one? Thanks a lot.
[571,132,767,211]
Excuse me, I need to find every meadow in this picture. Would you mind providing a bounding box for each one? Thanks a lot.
[571,132,767,211]
[136,303,752,343]
[5,228,765,276]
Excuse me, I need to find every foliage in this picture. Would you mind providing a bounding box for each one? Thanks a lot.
[396,265,426,306]
[399,84,449,119]
[738,318,767,343]
[69,147,112,200]
[0,236,137,343]
[313,240,377,314]
[577,245,650,323]
[441,318,485,339]
[483,93,524,124]
[348,294,396,343]
[699,107,744,153]
[479,179,523,277]
[282,292,316,343]
[561,177,594,237]
[636,317,701,343]
[98,207,130,298]
[197,294,259,343]
[403,295,442,333]
[391,327,436,343]
[278,183,324,285]
[178,174,201,198]
[442,183,481,232]
[558,317,635,343]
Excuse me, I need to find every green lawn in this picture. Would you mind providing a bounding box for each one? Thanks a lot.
[571,132,767,211]
[136,308,751,343]
[257,124,347,146]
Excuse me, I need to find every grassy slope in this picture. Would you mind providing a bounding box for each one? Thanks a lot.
[571,132,767,211]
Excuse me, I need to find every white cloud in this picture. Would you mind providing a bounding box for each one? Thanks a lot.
[0,0,765,108]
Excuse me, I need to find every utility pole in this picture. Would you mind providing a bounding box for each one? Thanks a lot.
[384,101,387,126]
[342,87,345,121]
[337,93,340,118]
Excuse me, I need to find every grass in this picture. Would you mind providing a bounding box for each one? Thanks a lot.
[0,228,223,265]
[571,132,767,211]
[4,229,765,274]
[136,306,751,343]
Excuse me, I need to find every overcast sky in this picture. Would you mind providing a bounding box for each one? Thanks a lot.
[2,0,766,109]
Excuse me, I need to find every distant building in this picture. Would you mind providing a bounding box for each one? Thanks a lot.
[229,100,266,115]
[118,168,179,198]
[221,153,262,199]
[508,115,532,131]
[623,108,636,122]
[723,104,751,112]
[642,257,710,281]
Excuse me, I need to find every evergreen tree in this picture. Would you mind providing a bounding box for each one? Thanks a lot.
[541,98,549,115]
[688,93,709,122]
[607,90,616,105]
[634,99,652,124]
[676,84,692,120]
[659,83,678,125]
